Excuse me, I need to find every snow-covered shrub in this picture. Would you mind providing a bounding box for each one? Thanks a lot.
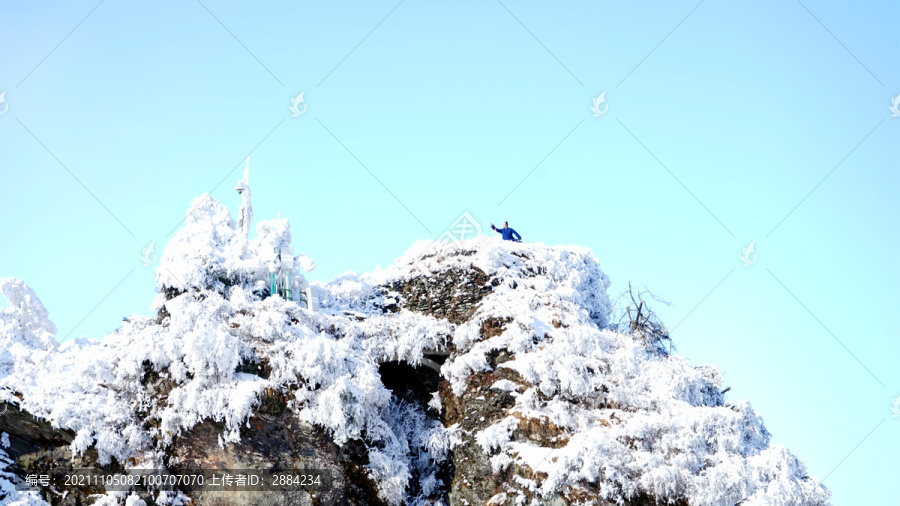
[0,278,58,385]
[156,194,313,302]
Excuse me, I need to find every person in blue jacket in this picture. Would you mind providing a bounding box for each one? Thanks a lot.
[491,221,522,242]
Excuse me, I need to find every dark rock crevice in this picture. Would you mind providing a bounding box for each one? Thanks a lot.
[377,362,440,408]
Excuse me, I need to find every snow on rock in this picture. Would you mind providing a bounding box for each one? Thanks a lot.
[0,182,829,505]
[0,446,49,505]
[476,416,519,454]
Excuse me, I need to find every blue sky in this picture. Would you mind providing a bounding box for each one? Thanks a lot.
[1,0,898,502]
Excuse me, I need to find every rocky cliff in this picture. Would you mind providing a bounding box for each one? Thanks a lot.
[0,191,830,506]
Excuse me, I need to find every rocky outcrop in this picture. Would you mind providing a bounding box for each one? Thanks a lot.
[0,401,122,504]
[168,389,383,506]
[1,392,385,506]
[380,266,494,325]
[2,263,493,505]
[0,240,829,506]
[0,262,686,506]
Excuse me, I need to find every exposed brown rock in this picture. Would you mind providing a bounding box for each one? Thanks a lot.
[381,267,493,325]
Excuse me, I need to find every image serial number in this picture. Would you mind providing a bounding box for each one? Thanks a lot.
[63,474,141,487]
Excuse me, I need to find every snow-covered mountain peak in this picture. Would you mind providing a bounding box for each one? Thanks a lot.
[0,185,830,506]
